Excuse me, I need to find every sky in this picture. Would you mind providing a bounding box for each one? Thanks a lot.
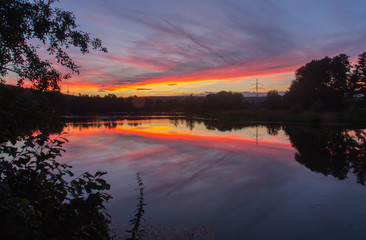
[25,0,366,96]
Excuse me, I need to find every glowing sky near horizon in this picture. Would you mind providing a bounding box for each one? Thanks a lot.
[12,0,366,96]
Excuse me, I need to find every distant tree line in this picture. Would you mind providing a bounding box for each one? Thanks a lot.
[0,85,64,143]
[2,52,365,119]
[53,52,366,114]
[57,91,248,115]
[59,50,366,115]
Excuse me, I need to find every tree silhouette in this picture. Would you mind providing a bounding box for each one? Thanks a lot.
[183,94,199,114]
[0,134,112,239]
[351,52,366,99]
[203,91,244,112]
[284,54,354,111]
[263,90,282,109]
[0,2,112,238]
[0,0,107,91]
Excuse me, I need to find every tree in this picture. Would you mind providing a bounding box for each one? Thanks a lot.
[203,91,244,111]
[0,1,113,238]
[285,54,352,111]
[263,90,281,109]
[329,54,350,94]
[183,94,198,114]
[351,52,366,96]
[290,56,332,110]
[0,0,107,91]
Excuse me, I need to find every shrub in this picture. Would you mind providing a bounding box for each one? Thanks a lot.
[0,134,112,239]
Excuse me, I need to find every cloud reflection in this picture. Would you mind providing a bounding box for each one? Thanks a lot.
[58,118,366,239]
[60,119,295,192]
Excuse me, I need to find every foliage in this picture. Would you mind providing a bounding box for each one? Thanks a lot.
[351,52,366,97]
[203,91,244,112]
[1,2,113,238]
[0,85,65,143]
[283,52,366,111]
[127,172,146,240]
[183,94,201,114]
[0,0,107,91]
[49,91,247,115]
[263,90,281,109]
[0,133,112,239]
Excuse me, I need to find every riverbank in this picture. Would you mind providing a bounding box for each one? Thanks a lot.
[202,109,366,126]
[58,109,366,127]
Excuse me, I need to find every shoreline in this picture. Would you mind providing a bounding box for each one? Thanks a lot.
[57,109,366,127]
[202,109,366,127]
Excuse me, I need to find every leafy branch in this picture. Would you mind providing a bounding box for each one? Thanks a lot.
[0,0,107,91]
[0,133,112,239]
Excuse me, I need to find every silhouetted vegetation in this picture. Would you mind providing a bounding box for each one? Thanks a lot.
[126,172,146,240]
[0,85,114,240]
[54,90,247,115]
[6,50,366,124]
[1,1,113,238]
[263,90,281,109]
[203,91,244,111]
[283,52,366,111]
[0,84,64,143]
[0,0,107,91]
[0,134,112,239]
[2,1,366,236]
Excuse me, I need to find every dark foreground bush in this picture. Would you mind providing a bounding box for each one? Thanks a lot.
[0,134,112,239]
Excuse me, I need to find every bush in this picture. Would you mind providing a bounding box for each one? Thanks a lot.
[0,134,112,239]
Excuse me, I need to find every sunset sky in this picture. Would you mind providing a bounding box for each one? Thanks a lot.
[23,0,366,96]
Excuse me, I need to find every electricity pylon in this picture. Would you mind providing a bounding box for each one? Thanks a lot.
[249,79,265,97]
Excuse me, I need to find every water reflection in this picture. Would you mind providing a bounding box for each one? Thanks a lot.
[59,117,366,240]
[63,117,366,186]
[283,126,366,185]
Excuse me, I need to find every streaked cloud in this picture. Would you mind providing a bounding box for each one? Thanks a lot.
[55,0,366,96]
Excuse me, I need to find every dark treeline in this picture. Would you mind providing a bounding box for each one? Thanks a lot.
[0,85,252,140]
[0,85,64,143]
[54,90,250,115]
[1,52,366,124]
[59,51,366,114]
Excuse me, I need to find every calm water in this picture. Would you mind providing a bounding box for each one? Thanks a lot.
[59,118,366,240]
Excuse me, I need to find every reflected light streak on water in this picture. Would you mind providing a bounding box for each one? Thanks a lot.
[58,119,366,240]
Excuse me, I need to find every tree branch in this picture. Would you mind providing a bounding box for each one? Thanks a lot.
[1,66,22,75]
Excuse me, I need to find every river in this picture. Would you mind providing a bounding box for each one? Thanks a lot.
[58,117,366,240]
